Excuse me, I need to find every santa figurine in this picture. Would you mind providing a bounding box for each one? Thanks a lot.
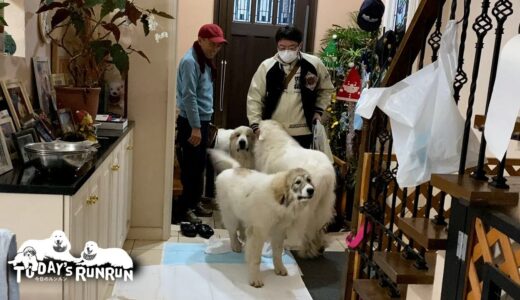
[336,63,361,102]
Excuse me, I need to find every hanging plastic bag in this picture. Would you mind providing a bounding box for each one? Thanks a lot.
[356,20,479,187]
[311,120,334,162]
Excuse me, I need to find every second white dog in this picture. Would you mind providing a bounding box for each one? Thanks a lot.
[210,150,315,288]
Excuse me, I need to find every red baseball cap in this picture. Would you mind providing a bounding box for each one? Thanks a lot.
[198,24,228,44]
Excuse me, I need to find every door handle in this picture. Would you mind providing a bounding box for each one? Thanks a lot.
[219,60,225,112]
[220,60,227,112]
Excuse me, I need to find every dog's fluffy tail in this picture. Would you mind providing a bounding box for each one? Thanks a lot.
[208,149,241,173]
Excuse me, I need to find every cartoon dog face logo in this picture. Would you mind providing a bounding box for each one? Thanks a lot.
[51,230,70,253]
[79,241,133,269]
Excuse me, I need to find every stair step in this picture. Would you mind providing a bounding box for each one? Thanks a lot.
[396,218,447,250]
[431,174,519,206]
[353,279,406,299]
[373,251,436,284]
[474,114,520,140]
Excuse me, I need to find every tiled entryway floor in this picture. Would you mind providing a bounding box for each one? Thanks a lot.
[106,211,348,299]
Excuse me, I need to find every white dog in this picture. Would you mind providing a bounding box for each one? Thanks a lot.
[9,230,77,270]
[79,241,133,269]
[210,150,315,288]
[255,120,336,258]
[213,126,255,169]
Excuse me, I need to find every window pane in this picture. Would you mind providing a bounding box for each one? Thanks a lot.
[233,0,251,23]
[255,0,273,24]
[277,0,295,25]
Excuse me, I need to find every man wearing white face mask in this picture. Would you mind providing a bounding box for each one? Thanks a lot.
[247,26,334,148]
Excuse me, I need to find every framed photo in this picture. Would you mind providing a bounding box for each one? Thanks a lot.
[33,116,55,142]
[57,108,76,134]
[33,57,58,118]
[1,79,34,130]
[13,128,39,165]
[50,73,66,87]
[0,117,17,159]
[0,129,13,175]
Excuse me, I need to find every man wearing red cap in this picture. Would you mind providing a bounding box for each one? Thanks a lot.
[175,24,227,223]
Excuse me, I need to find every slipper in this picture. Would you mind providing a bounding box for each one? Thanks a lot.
[197,223,214,239]
[346,221,372,249]
[180,222,197,238]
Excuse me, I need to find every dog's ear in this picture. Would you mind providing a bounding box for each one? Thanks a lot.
[271,172,289,206]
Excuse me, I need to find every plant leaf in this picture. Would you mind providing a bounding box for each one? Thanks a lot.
[140,15,149,36]
[129,47,150,63]
[111,44,129,74]
[149,8,174,19]
[100,0,116,17]
[51,8,71,28]
[91,40,111,64]
[36,2,66,13]
[0,3,10,9]
[84,0,104,8]
[70,12,86,34]
[114,0,125,10]
[110,10,125,23]
[0,17,7,27]
[102,22,120,42]
[125,1,141,25]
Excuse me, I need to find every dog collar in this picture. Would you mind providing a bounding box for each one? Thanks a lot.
[82,252,97,261]
[53,245,67,253]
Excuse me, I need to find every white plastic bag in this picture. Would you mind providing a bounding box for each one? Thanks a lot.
[311,120,334,162]
[356,20,479,187]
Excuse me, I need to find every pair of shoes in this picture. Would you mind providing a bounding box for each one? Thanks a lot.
[180,222,215,239]
[193,203,213,217]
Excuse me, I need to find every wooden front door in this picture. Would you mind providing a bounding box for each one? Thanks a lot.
[213,0,317,128]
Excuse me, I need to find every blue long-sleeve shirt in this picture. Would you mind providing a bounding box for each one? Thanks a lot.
[176,47,214,128]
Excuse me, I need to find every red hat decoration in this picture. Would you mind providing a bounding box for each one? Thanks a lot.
[337,67,362,102]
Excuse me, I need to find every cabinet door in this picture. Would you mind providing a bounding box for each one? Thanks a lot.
[110,143,124,247]
[96,159,111,299]
[121,131,133,239]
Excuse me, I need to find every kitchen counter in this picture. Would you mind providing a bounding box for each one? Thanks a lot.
[0,122,134,195]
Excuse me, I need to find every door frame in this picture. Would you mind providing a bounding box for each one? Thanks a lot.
[212,0,318,128]
[213,0,318,53]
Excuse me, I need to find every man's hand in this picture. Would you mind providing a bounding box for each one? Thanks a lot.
[313,112,322,124]
[188,128,202,146]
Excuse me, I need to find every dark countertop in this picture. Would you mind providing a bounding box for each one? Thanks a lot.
[0,122,134,195]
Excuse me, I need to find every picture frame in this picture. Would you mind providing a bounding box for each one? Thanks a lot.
[57,108,76,134]
[50,73,66,87]
[0,117,17,159]
[0,129,13,175]
[33,115,55,142]
[33,57,58,118]
[1,79,34,130]
[13,128,39,165]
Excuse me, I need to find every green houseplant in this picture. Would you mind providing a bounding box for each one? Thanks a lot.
[36,0,173,117]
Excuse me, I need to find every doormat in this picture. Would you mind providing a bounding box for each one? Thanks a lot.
[112,243,312,300]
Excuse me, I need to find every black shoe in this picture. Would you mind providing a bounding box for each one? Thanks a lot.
[193,203,213,217]
[180,222,197,237]
[196,223,214,239]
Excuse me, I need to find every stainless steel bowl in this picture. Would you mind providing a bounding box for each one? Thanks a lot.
[25,141,97,173]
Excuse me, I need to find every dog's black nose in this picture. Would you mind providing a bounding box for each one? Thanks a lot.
[239,140,246,149]
[307,188,314,196]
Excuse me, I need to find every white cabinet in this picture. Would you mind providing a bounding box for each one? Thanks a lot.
[0,128,134,300]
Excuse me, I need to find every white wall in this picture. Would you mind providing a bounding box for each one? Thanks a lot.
[176,0,214,66]
[313,0,363,54]
[127,0,177,240]
[0,1,49,97]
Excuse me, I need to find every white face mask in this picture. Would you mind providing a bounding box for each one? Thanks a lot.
[278,50,299,63]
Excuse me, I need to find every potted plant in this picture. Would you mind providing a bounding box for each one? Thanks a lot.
[36,0,173,118]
